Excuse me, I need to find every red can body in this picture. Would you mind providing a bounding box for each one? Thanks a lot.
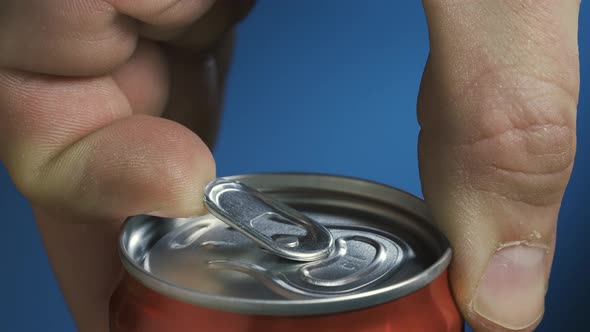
[110,271,463,332]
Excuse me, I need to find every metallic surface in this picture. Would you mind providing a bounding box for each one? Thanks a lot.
[141,215,404,300]
[203,179,335,261]
[119,173,452,316]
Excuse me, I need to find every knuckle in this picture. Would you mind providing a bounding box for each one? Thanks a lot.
[0,71,126,208]
[3,143,79,211]
[451,72,577,207]
[460,124,575,207]
[0,80,45,202]
[3,152,46,203]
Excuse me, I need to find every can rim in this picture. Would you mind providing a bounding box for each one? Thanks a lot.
[119,172,452,316]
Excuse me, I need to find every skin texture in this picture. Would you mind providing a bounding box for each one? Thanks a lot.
[0,1,581,331]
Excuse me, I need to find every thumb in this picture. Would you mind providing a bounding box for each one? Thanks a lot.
[418,0,580,331]
[0,63,216,220]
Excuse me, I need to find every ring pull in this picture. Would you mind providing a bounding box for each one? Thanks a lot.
[204,179,335,262]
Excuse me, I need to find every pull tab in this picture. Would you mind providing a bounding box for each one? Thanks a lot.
[204,179,334,262]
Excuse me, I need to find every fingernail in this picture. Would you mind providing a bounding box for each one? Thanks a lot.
[474,245,547,330]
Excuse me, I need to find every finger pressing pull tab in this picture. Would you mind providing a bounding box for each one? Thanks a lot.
[204,178,335,262]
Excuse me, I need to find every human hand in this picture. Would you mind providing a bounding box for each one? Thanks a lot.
[0,1,253,330]
[418,0,580,331]
[0,1,581,332]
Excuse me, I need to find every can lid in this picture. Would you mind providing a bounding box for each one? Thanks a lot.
[203,179,335,262]
[119,173,452,316]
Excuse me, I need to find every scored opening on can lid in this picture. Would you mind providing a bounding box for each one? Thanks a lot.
[119,173,452,316]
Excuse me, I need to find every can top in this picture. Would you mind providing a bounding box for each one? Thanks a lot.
[119,173,451,316]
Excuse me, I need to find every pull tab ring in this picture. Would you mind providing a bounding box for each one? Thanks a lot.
[204,178,334,262]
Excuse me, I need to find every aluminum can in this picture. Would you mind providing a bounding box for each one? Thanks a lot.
[110,173,463,332]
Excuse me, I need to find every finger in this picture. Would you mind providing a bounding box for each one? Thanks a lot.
[107,0,254,50]
[111,30,234,146]
[111,40,171,117]
[104,0,217,29]
[0,0,250,77]
[111,30,235,147]
[418,1,580,331]
[0,0,137,76]
[0,69,215,220]
[0,60,214,332]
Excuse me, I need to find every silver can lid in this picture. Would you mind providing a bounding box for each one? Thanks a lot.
[119,173,451,316]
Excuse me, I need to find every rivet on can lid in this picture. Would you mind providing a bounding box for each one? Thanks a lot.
[203,178,335,262]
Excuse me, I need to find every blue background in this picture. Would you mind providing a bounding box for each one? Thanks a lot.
[1,1,588,331]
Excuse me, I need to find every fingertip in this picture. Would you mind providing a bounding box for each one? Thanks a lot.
[466,245,548,331]
[24,115,217,220]
[88,115,217,218]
